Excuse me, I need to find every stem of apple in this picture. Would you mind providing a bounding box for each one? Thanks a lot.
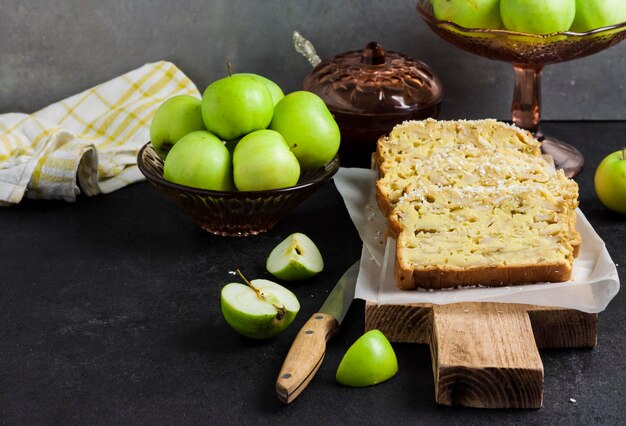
[622,147,625,161]
[236,269,259,295]
[226,61,233,77]
[289,144,297,152]
[235,269,286,318]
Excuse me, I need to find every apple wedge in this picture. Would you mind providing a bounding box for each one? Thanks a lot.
[221,274,300,339]
[336,330,398,387]
[266,233,324,281]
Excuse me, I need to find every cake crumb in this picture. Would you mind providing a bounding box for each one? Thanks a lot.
[569,398,577,404]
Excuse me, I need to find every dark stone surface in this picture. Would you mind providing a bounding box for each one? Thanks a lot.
[1,122,625,424]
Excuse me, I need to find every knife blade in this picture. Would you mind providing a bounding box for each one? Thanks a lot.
[276,260,360,404]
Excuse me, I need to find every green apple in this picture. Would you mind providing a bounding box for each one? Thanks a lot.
[163,130,233,191]
[571,0,626,32]
[266,233,324,281]
[432,0,503,29]
[269,91,340,171]
[500,0,576,34]
[236,73,285,106]
[149,95,206,159]
[336,330,398,387]
[233,129,300,191]
[220,272,300,339]
[201,74,274,140]
[594,148,626,214]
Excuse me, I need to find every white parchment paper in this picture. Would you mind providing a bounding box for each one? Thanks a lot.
[333,168,620,313]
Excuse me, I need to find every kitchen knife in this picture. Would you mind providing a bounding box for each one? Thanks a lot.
[276,260,360,404]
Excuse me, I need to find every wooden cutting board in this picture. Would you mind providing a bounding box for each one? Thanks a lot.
[365,301,597,409]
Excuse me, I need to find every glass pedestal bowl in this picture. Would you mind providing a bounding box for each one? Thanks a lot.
[417,0,626,177]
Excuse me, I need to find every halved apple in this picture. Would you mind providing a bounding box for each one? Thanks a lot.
[266,233,324,281]
[220,274,300,339]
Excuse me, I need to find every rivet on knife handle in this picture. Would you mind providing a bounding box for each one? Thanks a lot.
[276,312,339,404]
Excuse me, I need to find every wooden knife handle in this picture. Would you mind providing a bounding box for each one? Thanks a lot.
[276,312,339,404]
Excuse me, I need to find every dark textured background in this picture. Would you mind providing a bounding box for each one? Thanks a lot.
[1,0,625,119]
[1,122,625,424]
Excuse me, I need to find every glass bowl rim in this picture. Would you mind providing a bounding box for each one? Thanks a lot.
[416,0,626,40]
[136,142,340,197]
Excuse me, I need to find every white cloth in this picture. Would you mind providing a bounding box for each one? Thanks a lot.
[0,61,200,204]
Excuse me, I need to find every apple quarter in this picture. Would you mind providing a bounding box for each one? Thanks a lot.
[266,233,324,281]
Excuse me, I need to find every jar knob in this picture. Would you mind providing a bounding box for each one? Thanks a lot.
[361,42,386,65]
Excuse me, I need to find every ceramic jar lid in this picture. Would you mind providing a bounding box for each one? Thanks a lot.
[302,41,443,118]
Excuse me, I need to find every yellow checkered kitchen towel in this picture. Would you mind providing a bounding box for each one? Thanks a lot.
[0,61,200,205]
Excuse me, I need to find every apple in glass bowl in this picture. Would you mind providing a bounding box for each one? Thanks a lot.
[139,73,341,237]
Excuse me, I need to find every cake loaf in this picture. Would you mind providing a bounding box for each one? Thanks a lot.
[376,119,580,290]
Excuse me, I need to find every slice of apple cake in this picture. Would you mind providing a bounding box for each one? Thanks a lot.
[388,182,575,289]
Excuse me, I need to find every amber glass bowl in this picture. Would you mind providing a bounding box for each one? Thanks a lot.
[137,143,340,237]
[416,0,626,177]
[416,0,626,64]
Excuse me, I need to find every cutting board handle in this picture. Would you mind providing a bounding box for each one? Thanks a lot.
[431,303,544,408]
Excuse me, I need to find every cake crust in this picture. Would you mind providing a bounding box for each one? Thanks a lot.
[395,259,573,290]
